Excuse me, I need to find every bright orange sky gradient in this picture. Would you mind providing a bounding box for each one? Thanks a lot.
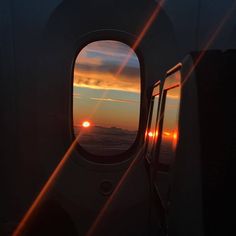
[73,40,140,131]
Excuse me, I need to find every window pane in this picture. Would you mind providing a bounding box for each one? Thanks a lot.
[147,94,159,158]
[159,86,180,166]
[73,40,140,156]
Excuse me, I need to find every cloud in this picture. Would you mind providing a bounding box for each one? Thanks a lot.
[74,61,139,78]
[74,65,140,92]
[76,56,103,66]
[73,40,140,93]
[73,73,140,93]
[90,97,138,104]
[80,40,136,60]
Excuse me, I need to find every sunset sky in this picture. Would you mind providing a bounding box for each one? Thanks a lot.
[73,40,140,131]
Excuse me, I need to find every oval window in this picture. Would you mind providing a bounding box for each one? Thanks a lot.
[73,40,140,156]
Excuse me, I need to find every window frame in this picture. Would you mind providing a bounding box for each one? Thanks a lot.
[70,30,146,164]
[155,63,182,171]
[145,81,161,164]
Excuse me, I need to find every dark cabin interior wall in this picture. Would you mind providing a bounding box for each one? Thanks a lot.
[32,1,177,234]
[0,0,176,234]
[0,0,64,233]
[164,0,236,58]
[0,0,235,235]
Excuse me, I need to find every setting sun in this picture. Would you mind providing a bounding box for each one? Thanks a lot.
[82,121,91,128]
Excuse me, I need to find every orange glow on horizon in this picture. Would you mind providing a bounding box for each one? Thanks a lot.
[172,131,178,150]
[162,131,178,140]
[173,132,178,140]
[163,131,171,136]
[82,121,91,128]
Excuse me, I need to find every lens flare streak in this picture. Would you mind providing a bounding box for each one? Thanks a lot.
[115,0,165,79]
[85,0,165,119]
[85,2,166,235]
[14,1,166,235]
[85,148,144,236]
[182,1,236,87]
[12,135,81,236]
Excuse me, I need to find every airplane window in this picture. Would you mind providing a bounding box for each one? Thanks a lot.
[73,40,140,156]
[146,85,160,160]
[158,72,181,168]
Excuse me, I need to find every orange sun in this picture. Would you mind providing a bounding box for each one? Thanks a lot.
[82,121,91,128]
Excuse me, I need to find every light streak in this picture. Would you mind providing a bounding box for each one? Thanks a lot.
[115,0,165,78]
[86,148,144,236]
[182,1,236,87]
[12,134,81,236]
[84,0,165,119]
[14,1,166,235]
[85,1,166,235]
